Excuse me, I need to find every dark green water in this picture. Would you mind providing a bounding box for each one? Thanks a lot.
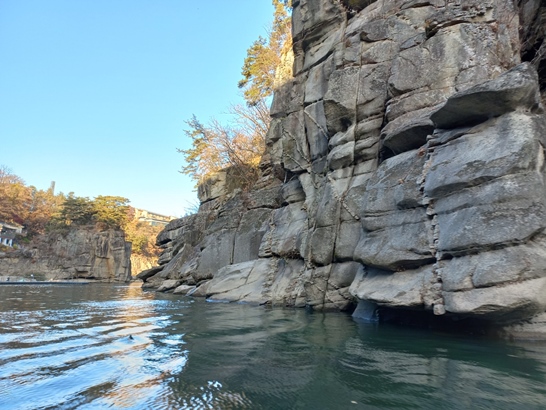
[1,284,545,410]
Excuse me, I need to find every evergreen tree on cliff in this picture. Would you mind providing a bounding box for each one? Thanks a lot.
[238,0,292,106]
[50,194,129,230]
[53,194,95,226]
[93,196,130,229]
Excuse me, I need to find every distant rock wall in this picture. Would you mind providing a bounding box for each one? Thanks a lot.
[0,227,132,282]
[131,254,156,277]
[141,0,546,338]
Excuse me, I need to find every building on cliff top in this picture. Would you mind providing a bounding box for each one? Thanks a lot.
[133,209,176,227]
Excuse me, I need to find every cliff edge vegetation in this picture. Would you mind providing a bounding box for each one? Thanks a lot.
[0,168,163,281]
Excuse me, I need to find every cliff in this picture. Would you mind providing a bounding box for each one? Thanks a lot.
[0,227,132,282]
[140,0,546,338]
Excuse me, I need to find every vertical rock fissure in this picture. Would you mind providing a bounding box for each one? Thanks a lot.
[323,12,359,309]
[230,207,246,266]
[419,140,445,315]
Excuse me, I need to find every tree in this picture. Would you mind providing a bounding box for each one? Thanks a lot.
[0,166,31,225]
[238,0,292,106]
[49,195,130,230]
[124,210,163,257]
[179,2,291,185]
[52,194,96,227]
[0,165,66,236]
[25,186,64,235]
[179,100,269,185]
[93,196,130,229]
[179,115,223,181]
[0,166,160,261]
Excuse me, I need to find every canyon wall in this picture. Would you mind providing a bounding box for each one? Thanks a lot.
[0,227,132,282]
[141,0,546,337]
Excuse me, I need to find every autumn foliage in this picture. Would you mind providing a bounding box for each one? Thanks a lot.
[0,166,64,236]
[179,0,292,186]
[0,166,161,259]
[178,101,270,187]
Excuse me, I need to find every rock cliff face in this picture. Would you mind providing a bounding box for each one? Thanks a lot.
[0,227,132,282]
[141,0,546,337]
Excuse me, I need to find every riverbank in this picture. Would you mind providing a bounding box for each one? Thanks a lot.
[0,280,90,285]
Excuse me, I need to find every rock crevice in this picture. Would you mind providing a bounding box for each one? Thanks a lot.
[142,0,546,337]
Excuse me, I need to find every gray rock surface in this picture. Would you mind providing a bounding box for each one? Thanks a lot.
[140,0,546,338]
[0,227,132,282]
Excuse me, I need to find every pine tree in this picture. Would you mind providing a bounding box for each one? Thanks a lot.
[54,194,96,226]
[93,196,130,229]
[238,0,292,106]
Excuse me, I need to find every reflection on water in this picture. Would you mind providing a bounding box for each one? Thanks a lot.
[0,283,546,409]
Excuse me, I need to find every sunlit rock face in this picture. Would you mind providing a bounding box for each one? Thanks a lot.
[0,227,132,282]
[143,0,546,336]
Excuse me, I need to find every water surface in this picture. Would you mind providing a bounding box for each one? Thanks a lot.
[1,283,545,409]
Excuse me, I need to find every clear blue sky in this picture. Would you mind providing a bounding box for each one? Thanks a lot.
[0,0,275,217]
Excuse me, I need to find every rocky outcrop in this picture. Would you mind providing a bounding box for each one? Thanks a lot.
[0,227,132,282]
[142,0,546,338]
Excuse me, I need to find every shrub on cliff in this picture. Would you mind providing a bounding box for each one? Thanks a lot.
[124,216,162,258]
[179,101,269,188]
[178,0,292,188]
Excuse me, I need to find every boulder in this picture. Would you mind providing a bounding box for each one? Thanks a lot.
[260,203,308,259]
[304,101,330,160]
[381,109,435,155]
[207,259,274,304]
[350,266,433,309]
[281,178,306,204]
[430,63,543,129]
[157,279,181,293]
[135,265,163,281]
[443,278,546,322]
[173,284,196,295]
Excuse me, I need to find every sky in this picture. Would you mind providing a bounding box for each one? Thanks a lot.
[0,0,275,218]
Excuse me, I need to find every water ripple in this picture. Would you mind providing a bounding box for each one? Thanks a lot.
[0,284,191,410]
[1,284,546,410]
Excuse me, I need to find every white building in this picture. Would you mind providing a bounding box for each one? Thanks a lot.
[0,222,23,247]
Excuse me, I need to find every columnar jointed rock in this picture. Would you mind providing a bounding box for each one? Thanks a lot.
[142,0,546,337]
[0,227,132,282]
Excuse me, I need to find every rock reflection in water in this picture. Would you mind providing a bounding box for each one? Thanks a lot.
[1,284,546,409]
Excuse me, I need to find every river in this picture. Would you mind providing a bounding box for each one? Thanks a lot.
[0,283,545,409]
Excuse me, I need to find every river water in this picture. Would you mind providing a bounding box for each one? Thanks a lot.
[1,283,545,410]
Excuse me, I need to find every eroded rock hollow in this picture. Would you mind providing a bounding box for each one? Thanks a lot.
[141,0,546,338]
